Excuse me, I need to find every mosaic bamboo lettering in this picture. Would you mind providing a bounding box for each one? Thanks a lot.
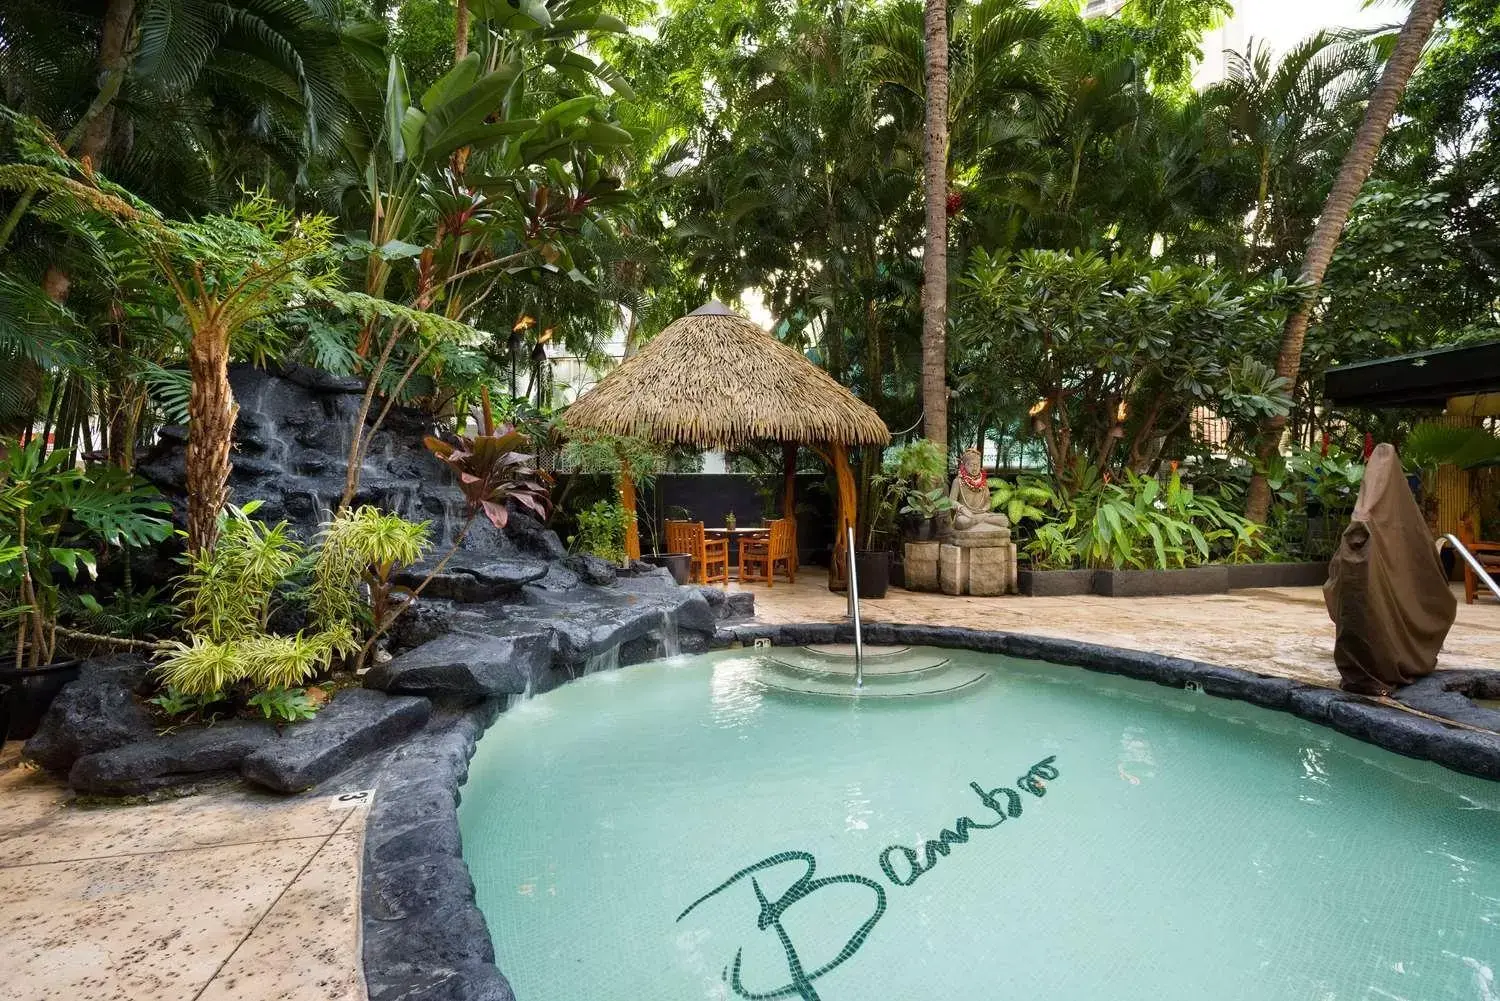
[677,755,1061,1001]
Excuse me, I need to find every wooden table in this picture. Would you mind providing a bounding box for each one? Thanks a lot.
[705,527,768,577]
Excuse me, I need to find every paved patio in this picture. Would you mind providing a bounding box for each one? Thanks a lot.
[0,578,1494,1000]
[0,742,367,1001]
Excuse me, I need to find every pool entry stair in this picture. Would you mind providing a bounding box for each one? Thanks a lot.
[757,644,990,698]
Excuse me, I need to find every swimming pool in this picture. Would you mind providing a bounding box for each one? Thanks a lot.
[457,647,1500,1001]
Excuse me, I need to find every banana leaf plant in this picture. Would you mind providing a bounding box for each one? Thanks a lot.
[0,441,172,669]
[340,35,635,506]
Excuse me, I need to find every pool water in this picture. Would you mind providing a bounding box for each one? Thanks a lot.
[458,648,1500,1001]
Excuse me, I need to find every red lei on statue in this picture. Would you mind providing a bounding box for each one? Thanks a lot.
[959,465,987,491]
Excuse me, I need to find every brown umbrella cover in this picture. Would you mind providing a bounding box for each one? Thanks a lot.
[1323,443,1457,694]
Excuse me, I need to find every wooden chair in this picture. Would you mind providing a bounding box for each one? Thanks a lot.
[665,520,729,586]
[740,518,796,587]
[1457,516,1500,604]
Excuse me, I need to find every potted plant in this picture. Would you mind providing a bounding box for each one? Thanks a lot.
[0,441,172,738]
[900,487,954,541]
[889,439,948,540]
[724,510,737,531]
[898,487,953,592]
[853,548,890,599]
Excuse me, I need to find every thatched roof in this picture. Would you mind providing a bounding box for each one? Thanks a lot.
[565,301,891,448]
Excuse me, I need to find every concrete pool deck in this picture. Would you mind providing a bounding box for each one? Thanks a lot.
[1,581,1495,1000]
[0,743,368,1001]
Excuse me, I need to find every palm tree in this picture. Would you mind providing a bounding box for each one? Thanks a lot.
[921,0,950,452]
[865,0,1052,454]
[1206,32,1377,270]
[1244,0,1447,523]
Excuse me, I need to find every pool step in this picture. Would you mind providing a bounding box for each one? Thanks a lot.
[755,645,987,700]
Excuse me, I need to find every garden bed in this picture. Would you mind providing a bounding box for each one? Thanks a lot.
[1091,566,1229,597]
[1016,568,1095,596]
[1226,561,1330,589]
[1014,562,1329,598]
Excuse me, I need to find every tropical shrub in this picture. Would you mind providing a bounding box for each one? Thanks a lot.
[308,506,431,640]
[426,425,554,530]
[0,440,172,668]
[900,487,954,522]
[887,439,948,491]
[571,499,628,564]
[156,505,428,707]
[1024,521,1084,571]
[248,687,320,723]
[1074,470,1270,570]
[988,475,1062,526]
[175,503,303,642]
[957,250,1301,493]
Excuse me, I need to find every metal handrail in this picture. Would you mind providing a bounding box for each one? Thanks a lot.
[846,526,864,688]
[1438,534,1500,601]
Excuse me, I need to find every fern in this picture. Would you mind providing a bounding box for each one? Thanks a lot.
[139,362,193,425]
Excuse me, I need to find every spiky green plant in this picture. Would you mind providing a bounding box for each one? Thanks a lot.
[307,506,431,639]
[154,626,355,699]
[174,503,303,642]
[153,633,244,697]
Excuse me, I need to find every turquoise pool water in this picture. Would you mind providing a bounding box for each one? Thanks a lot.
[458,648,1500,1001]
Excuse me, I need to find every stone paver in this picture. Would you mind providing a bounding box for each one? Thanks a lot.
[0,576,1493,1001]
[731,571,1499,685]
[0,742,367,1001]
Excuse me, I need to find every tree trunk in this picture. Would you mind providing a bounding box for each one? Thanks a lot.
[79,0,137,166]
[1244,0,1445,523]
[920,0,950,453]
[185,323,237,554]
[452,0,472,175]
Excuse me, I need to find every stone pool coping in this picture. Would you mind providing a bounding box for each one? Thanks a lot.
[359,621,1500,1001]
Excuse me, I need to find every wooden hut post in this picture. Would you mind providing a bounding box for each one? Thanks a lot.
[620,462,641,561]
[782,442,799,572]
[829,441,858,591]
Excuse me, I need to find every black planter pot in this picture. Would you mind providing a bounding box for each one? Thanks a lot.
[641,552,693,585]
[0,659,83,741]
[0,685,9,744]
[853,551,890,599]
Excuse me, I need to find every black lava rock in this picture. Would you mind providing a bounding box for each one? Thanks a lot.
[561,554,618,587]
[365,631,553,699]
[240,689,432,793]
[23,655,156,775]
[396,558,551,603]
[363,708,514,1001]
[69,719,280,795]
[724,591,756,620]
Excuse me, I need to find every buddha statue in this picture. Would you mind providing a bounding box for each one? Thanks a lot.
[948,447,1010,535]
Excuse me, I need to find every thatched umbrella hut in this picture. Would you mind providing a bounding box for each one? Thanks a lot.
[565,301,890,588]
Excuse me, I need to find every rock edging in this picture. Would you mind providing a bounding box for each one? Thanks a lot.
[362,702,514,1001]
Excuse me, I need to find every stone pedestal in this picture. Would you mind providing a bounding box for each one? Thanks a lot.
[939,529,1018,596]
[904,541,941,592]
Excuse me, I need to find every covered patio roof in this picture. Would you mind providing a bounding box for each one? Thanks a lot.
[1324,340,1500,410]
